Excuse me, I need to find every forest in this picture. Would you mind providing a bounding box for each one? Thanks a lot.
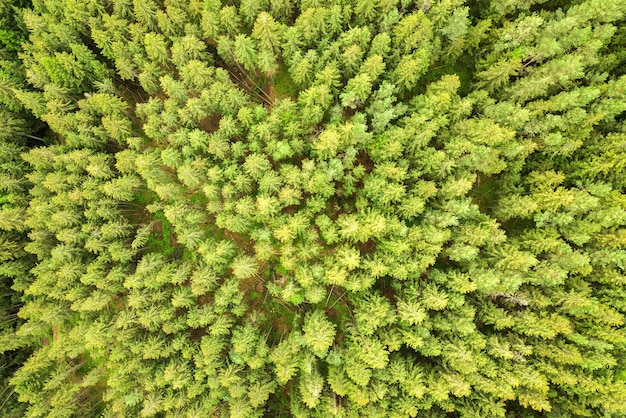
[0,0,625,416]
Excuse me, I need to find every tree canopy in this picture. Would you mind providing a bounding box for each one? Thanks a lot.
[1,0,625,417]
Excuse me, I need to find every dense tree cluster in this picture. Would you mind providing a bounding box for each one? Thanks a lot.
[0,0,625,416]
[0,1,42,416]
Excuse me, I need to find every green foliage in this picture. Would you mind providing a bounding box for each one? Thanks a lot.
[1,0,626,417]
[302,310,336,355]
[0,1,42,416]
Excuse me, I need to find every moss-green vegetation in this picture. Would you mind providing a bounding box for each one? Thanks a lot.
[145,211,177,257]
[272,66,299,100]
